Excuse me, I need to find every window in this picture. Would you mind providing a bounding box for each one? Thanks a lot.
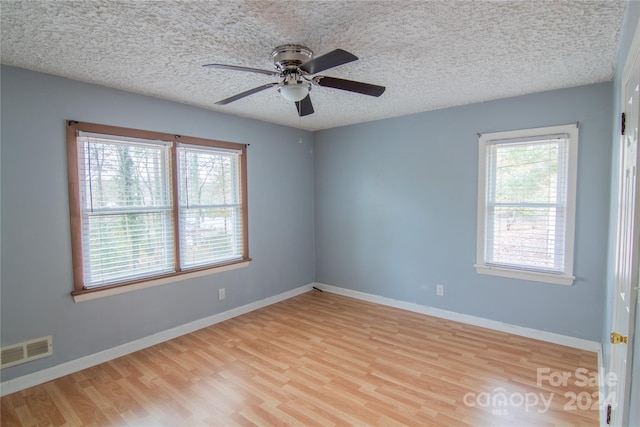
[475,124,578,285]
[67,121,249,294]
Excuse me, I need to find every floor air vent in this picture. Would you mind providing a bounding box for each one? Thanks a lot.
[1,336,52,368]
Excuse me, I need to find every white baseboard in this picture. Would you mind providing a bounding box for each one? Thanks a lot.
[315,283,602,353]
[0,283,313,396]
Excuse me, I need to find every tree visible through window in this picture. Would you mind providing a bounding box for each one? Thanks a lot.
[66,121,249,293]
[81,136,173,286]
[476,124,578,285]
[178,144,243,269]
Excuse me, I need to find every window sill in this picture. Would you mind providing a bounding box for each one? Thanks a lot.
[475,264,575,286]
[72,260,251,302]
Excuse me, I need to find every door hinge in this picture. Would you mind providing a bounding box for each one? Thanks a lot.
[622,112,626,135]
[606,403,612,424]
[611,331,628,344]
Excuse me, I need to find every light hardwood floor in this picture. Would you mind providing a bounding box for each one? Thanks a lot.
[1,291,600,426]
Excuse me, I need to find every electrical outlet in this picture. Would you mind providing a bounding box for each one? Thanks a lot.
[436,284,444,297]
[218,288,226,300]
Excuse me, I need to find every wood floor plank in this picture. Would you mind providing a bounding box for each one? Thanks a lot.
[1,395,25,427]
[1,291,600,426]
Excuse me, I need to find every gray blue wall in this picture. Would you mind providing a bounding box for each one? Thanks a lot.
[314,83,613,341]
[0,66,315,382]
[0,65,620,384]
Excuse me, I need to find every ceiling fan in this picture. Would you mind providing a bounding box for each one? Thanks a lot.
[203,44,386,117]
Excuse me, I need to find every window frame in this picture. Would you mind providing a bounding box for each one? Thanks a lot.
[66,121,250,299]
[475,124,579,286]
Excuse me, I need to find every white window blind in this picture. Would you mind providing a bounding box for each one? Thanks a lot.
[476,124,578,285]
[78,132,174,288]
[485,135,568,273]
[177,144,243,269]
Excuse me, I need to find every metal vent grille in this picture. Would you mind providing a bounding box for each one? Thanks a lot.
[1,347,25,366]
[1,336,52,369]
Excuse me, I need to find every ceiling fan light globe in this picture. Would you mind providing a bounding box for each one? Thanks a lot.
[279,84,309,102]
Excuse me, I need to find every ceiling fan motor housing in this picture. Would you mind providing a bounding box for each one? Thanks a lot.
[272,44,313,72]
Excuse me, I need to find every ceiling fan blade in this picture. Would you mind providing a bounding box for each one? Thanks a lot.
[215,83,278,105]
[315,76,386,97]
[299,49,358,74]
[203,63,280,77]
[295,94,314,116]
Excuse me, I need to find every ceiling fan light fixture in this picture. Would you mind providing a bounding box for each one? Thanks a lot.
[278,81,310,102]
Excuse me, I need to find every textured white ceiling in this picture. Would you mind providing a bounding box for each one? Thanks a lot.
[0,0,627,131]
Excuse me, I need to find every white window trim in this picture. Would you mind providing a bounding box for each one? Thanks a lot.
[475,124,579,286]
